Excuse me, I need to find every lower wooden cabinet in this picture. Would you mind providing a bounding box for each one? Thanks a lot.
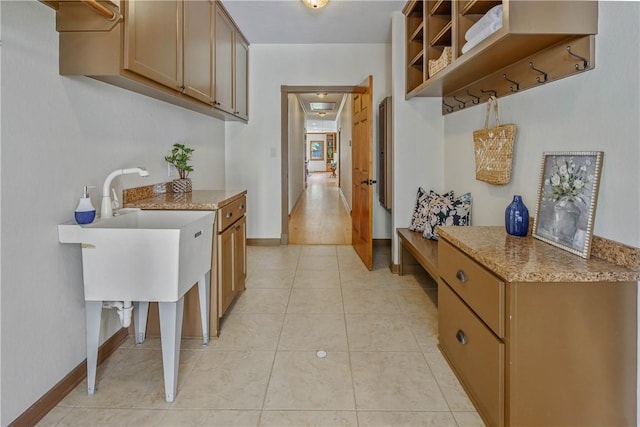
[218,211,246,316]
[142,193,246,338]
[437,233,637,426]
[438,281,504,427]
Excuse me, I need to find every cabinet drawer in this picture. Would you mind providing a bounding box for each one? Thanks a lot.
[219,195,246,231]
[439,281,504,427]
[438,239,505,337]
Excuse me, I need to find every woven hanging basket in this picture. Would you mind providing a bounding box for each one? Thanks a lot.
[472,96,516,185]
[172,178,192,193]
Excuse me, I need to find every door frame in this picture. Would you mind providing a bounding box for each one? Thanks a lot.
[280,85,355,245]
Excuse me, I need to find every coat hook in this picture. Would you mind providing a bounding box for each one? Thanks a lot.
[453,96,466,109]
[466,90,480,104]
[442,100,454,113]
[529,61,548,83]
[480,89,497,98]
[567,45,589,71]
[503,73,520,92]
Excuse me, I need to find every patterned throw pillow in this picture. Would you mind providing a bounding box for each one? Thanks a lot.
[409,188,454,232]
[423,192,472,240]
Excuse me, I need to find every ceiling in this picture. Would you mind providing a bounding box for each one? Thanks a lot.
[221,0,403,124]
[221,0,405,44]
[298,92,347,122]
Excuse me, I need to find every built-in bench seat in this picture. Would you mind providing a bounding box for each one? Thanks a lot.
[397,228,439,281]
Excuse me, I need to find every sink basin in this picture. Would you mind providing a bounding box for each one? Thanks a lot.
[59,210,215,302]
[59,209,216,402]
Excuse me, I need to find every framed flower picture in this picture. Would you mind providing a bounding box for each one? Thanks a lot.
[532,151,603,258]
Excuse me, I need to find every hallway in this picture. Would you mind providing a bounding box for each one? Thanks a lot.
[289,172,352,245]
[37,245,483,426]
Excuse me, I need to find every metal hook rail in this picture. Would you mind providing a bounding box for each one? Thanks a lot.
[440,35,594,115]
[503,74,520,93]
[529,62,548,83]
[567,45,589,71]
[453,96,466,109]
[466,90,480,104]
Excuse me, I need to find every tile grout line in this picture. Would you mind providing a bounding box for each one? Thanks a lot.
[256,245,300,425]
[338,248,362,425]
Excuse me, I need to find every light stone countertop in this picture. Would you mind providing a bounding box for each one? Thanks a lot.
[124,190,247,211]
[437,226,640,283]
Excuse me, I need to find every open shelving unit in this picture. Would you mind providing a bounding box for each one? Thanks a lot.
[403,0,598,114]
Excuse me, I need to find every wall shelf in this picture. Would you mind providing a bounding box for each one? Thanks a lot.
[403,0,598,113]
[460,0,501,16]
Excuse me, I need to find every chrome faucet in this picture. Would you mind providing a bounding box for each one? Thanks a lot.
[100,167,149,218]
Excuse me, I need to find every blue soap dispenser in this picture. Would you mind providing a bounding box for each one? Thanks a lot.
[75,185,96,224]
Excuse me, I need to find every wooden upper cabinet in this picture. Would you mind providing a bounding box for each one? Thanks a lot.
[58,0,247,121]
[214,3,235,115]
[183,0,214,104]
[234,32,249,120]
[124,0,183,91]
[213,2,250,120]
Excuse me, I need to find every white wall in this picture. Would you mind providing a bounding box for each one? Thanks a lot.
[390,12,444,262]
[225,43,392,239]
[443,2,639,247]
[307,133,328,172]
[288,94,305,214]
[306,119,336,133]
[338,95,353,210]
[0,2,226,424]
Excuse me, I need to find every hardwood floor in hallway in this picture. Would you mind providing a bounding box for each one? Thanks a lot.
[289,172,352,245]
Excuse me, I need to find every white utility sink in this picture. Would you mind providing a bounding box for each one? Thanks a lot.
[59,209,216,402]
[59,209,215,302]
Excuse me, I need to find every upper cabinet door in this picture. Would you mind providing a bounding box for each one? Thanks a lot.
[124,0,183,90]
[183,0,214,104]
[234,32,249,120]
[213,3,235,115]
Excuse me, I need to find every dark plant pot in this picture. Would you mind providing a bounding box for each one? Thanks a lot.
[172,178,192,193]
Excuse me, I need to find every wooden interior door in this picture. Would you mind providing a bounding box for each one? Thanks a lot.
[351,76,374,270]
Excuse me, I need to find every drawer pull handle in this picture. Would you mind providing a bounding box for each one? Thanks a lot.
[239,204,245,210]
[226,212,233,219]
[456,330,467,345]
[456,270,467,283]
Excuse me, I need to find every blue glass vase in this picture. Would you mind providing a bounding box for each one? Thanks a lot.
[505,195,529,237]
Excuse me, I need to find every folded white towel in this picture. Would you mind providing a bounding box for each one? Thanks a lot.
[461,19,502,54]
[465,4,503,42]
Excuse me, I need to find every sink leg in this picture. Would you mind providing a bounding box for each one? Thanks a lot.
[133,301,149,344]
[85,300,102,395]
[198,271,210,345]
[158,298,184,403]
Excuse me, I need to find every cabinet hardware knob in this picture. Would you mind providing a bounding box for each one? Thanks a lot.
[239,204,245,210]
[456,270,467,283]
[226,212,233,218]
[456,330,467,345]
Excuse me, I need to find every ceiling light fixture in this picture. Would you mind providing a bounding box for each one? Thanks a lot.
[302,0,328,9]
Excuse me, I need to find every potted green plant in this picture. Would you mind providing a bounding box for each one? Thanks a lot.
[164,143,195,193]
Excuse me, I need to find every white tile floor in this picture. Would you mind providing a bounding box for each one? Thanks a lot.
[38,245,485,426]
